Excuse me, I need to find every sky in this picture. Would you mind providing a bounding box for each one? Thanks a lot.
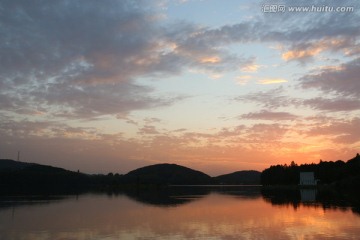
[0,0,359,176]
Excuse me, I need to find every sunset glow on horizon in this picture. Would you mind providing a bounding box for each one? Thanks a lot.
[1,0,359,176]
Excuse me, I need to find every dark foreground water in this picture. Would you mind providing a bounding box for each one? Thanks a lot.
[0,186,360,239]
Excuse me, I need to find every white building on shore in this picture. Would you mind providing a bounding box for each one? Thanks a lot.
[299,172,317,186]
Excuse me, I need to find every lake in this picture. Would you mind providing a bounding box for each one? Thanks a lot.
[1,186,360,239]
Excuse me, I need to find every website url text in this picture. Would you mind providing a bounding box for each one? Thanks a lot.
[262,5,354,13]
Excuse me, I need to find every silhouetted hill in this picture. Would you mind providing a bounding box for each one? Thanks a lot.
[125,163,212,185]
[0,159,33,171]
[214,170,261,185]
[0,159,89,193]
[1,160,262,188]
[0,159,76,174]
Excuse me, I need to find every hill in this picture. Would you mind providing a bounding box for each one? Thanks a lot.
[0,159,89,193]
[124,163,212,185]
[0,159,33,171]
[0,159,75,174]
[0,159,262,191]
[214,170,261,185]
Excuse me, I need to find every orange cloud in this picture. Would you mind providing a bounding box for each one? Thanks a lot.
[200,56,221,63]
[282,38,350,61]
[282,48,323,61]
[241,64,260,73]
[257,78,287,85]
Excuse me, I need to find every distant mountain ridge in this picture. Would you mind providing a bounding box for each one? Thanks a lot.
[1,155,360,196]
[0,159,261,187]
[1,154,359,190]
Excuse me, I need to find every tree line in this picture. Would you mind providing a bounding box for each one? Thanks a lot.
[261,153,360,186]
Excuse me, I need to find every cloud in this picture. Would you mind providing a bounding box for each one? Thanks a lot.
[143,118,162,124]
[1,0,360,174]
[43,82,180,119]
[0,0,159,80]
[195,2,357,42]
[282,47,323,61]
[344,43,360,56]
[178,1,360,65]
[138,125,160,135]
[306,117,360,144]
[234,87,298,109]
[216,125,246,138]
[0,1,166,116]
[1,0,266,120]
[282,37,355,62]
[241,110,298,121]
[300,58,360,97]
[245,123,289,143]
[303,97,360,112]
[257,78,287,85]
[241,63,260,73]
[235,75,252,85]
[162,22,256,74]
[0,117,99,140]
[0,0,199,119]
[200,56,221,64]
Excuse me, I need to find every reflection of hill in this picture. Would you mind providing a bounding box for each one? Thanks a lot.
[0,195,72,211]
[122,187,211,207]
[261,187,360,215]
[0,186,209,209]
[123,186,263,206]
[0,186,263,210]
[198,185,262,199]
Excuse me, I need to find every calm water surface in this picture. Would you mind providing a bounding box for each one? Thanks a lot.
[0,186,360,240]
